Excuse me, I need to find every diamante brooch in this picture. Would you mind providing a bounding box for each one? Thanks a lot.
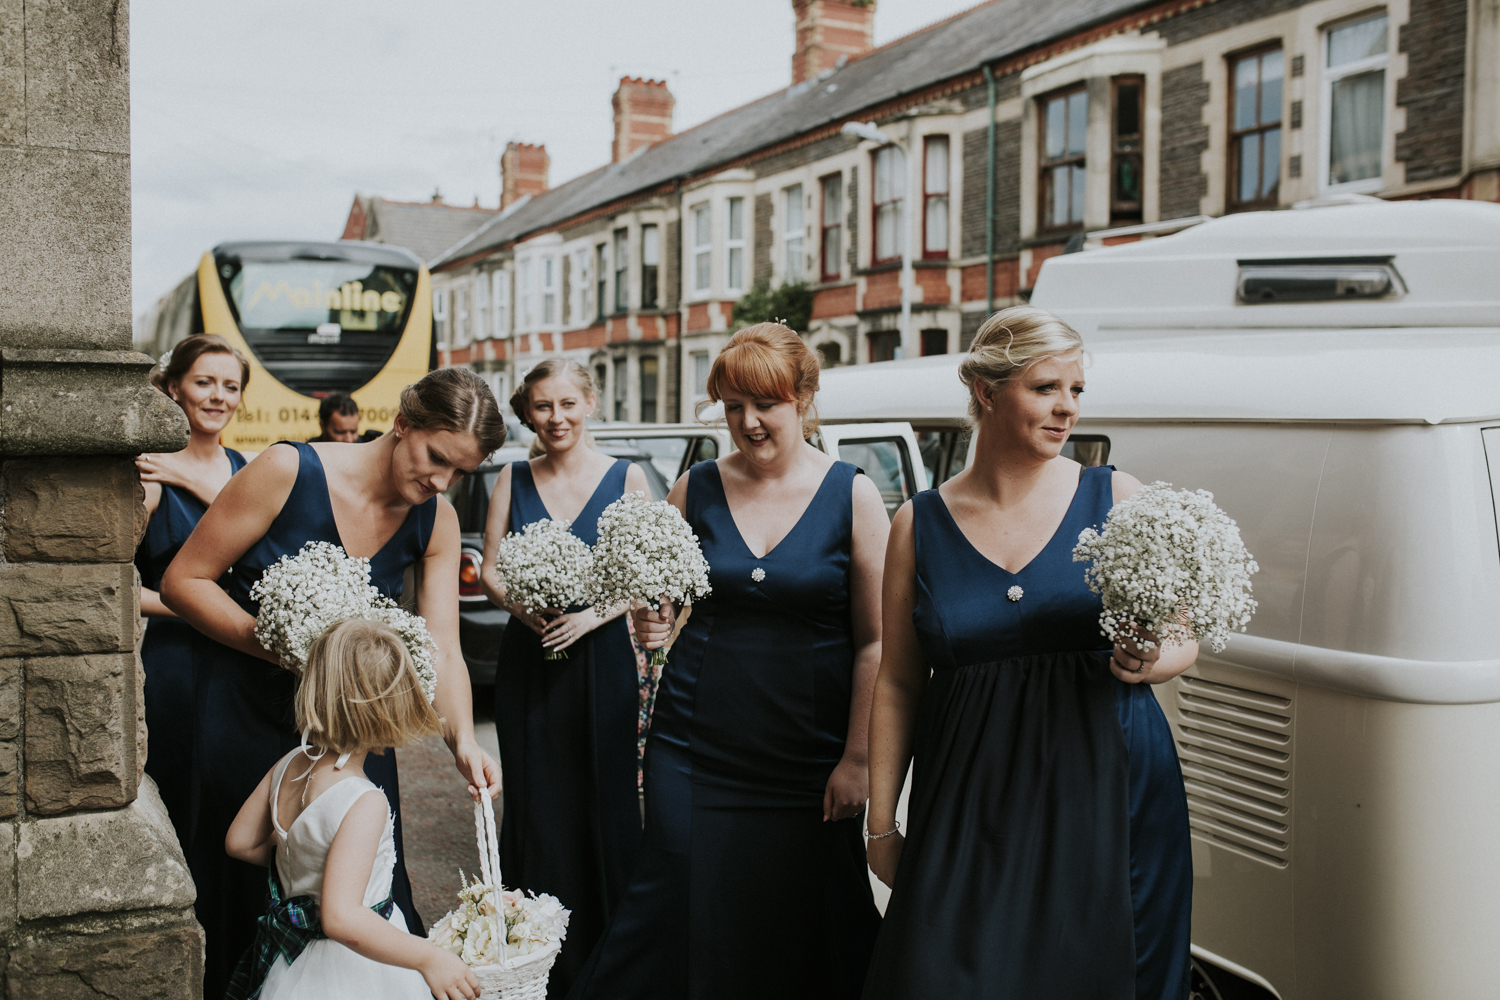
[1007,585,1024,602]
[751,567,766,583]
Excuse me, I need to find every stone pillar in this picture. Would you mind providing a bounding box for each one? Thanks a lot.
[1,0,203,996]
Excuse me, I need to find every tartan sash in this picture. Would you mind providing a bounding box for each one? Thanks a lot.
[224,866,394,1000]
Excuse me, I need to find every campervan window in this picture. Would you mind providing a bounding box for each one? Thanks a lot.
[1064,435,1111,467]
[840,437,917,519]
[916,428,971,487]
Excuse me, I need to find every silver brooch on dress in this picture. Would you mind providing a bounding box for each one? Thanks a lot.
[751,567,766,583]
[1007,585,1024,602]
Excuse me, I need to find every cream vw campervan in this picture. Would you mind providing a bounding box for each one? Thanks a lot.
[818,201,1500,1000]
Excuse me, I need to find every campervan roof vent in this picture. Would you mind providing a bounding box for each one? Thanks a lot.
[1176,673,1294,869]
[1236,256,1405,304]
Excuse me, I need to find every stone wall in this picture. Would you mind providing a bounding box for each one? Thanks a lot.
[1160,62,1211,221]
[0,0,200,996]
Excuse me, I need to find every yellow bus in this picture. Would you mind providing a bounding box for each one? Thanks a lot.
[137,240,433,451]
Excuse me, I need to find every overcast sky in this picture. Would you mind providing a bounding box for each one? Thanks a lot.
[129,0,982,319]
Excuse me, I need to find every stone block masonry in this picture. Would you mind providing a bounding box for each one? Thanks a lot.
[2,0,207,994]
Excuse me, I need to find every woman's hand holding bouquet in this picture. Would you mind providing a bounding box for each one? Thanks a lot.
[493,518,595,660]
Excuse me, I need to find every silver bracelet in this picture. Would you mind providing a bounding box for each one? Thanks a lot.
[865,820,901,840]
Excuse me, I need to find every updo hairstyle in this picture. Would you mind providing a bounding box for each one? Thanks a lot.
[508,358,598,432]
[959,306,1085,421]
[296,618,440,755]
[700,323,820,436]
[399,367,507,454]
[150,334,251,395]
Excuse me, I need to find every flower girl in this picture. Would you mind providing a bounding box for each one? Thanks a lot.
[224,618,482,1000]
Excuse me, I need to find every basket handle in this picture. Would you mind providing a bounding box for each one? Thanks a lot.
[472,787,510,969]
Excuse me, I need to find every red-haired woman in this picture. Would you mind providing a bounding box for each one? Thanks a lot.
[134,334,252,855]
[571,325,887,1000]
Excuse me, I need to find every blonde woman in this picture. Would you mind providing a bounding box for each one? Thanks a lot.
[479,359,648,1000]
[863,307,1195,999]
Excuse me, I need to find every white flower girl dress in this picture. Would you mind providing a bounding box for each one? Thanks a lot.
[259,751,431,1000]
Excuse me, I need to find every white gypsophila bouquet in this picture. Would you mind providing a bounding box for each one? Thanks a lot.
[248,540,439,701]
[1072,482,1258,654]
[588,492,711,667]
[428,874,569,965]
[494,518,595,660]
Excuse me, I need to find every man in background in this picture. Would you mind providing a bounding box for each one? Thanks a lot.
[311,392,360,442]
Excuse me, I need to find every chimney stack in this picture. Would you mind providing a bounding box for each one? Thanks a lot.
[501,142,550,210]
[792,0,876,85]
[612,78,674,163]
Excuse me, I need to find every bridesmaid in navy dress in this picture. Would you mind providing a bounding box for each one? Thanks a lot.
[864,306,1195,999]
[572,325,888,1000]
[479,359,649,1000]
[135,335,251,851]
[162,368,506,1000]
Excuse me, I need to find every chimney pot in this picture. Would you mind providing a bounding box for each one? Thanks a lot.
[792,0,876,86]
[612,77,675,163]
[501,142,550,210]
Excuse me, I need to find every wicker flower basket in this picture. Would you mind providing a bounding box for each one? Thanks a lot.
[468,792,562,1000]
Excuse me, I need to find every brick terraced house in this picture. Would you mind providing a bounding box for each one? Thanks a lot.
[429,0,1499,424]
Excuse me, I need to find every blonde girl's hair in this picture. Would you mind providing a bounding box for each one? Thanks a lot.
[959,305,1086,420]
[295,619,441,755]
[509,358,599,431]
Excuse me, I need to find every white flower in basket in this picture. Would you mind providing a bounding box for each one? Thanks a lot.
[1072,482,1259,653]
[494,518,595,660]
[248,540,439,700]
[428,791,569,999]
[588,492,712,666]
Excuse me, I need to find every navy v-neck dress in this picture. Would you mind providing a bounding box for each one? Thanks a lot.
[189,442,436,1000]
[864,465,1191,1000]
[136,446,246,855]
[570,460,881,1000]
[494,459,642,1000]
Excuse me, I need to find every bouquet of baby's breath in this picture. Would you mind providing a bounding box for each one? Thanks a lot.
[248,540,439,700]
[1072,482,1258,653]
[588,492,711,666]
[494,518,594,660]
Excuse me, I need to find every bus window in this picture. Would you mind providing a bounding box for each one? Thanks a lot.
[839,437,916,520]
[1062,434,1111,467]
[218,256,418,394]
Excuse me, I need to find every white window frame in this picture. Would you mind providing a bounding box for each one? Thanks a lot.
[542,255,558,327]
[492,269,510,338]
[432,288,449,350]
[570,248,589,326]
[692,203,712,297]
[725,198,746,294]
[518,258,533,331]
[782,185,805,284]
[473,273,489,341]
[1319,11,1390,195]
[453,287,470,348]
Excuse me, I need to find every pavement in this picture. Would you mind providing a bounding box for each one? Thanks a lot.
[400,689,500,932]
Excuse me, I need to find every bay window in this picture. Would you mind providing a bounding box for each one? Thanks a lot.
[872,145,905,264]
[613,229,629,313]
[1324,13,1388,188]
[923,135,949,259]
[1111,76,1144,222]
[595,244,607,323]
[641,224,660,310]
[727,199,746,292]
[692,204,711,294]
[541,256,556,326]
[1230,48,1283,209]
[491,269,509,338]
[1039,85,1088,230]
[783,185,804,283]
[820,173,843,280]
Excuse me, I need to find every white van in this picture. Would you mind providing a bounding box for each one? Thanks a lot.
[817,200,1500,1000]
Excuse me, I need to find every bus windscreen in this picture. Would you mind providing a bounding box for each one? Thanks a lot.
[220,259,418,394]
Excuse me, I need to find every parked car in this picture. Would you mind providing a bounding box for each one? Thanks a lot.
[816,200,1500,1000]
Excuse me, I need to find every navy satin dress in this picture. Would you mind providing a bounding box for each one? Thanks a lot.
[864,465,1191,1000]
[570,460,881,1000]
[136,446,246,853]
[494,459,641,1000]
[190,442,435,1000]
